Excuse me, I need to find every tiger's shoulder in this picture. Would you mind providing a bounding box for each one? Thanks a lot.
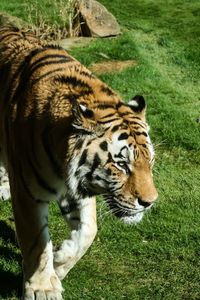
[0,26,121,122]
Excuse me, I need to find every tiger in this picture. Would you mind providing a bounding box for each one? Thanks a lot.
[0,26,158,300]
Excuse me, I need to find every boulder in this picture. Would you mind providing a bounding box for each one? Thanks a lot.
[78,0,120,37]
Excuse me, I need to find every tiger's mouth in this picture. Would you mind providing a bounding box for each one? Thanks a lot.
[104,196,145,224]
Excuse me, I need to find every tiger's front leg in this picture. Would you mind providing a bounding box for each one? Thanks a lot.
[54,197,97,280]
[9,171,63,300]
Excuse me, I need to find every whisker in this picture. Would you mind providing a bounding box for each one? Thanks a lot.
[153,139,168,149]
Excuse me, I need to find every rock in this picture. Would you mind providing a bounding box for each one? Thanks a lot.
[0,11,27,28]
[78,0,120,37]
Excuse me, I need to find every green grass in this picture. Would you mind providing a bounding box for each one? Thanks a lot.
[0,0,76,37]
[1,0,200,299]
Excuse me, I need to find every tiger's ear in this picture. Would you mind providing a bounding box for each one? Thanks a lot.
[128,95,146,115]
[72,102,95,133]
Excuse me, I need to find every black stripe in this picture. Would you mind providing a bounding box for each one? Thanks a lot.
[0,32,20,42]
[75,139,84,150]
[60,206,69,215]
[120,111,132,117]
[15,47,47,77]
[99,141,108,151]
[77,182,95,198]
[98,118,120,124]
[30,58,72,77]
[130,121,146,129]
[28,156,57,194]
[92,153,101,171]
[4,48,47,107]
[78,149,88,167]
[101,113,116,119]
[97,104,115,109]
[86,139,95,146]
[106,168,112,176]
[110,183,125,193]
[59,201,77,215]
[135,131,148,137]
[72,127,92,136]
[44,44,63,50]
[42,126,63,179]
[111,125,121,132]
[116,102,124,109]
[101,85,115,96]
[31,67,65,85]
[106,152,113,163]
[80,89,93,97]
[0,27,19,34]
[118,132,129,140]
[75,169,80,177]
[7,48,69,106]
[129,116,143,120]
[54,76,93,93]
[79,70,94,78]
[94,175,110,184]
[86,153,101,180]
[30,54,72,69]
[13,60,70,102]
[137,143,147,148]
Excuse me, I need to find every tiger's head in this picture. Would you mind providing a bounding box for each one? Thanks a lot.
[68,95,158,224]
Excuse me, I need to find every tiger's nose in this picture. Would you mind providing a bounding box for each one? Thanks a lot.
[138,197,153,208]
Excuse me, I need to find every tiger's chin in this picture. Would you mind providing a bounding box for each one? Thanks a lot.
[120,211,144,225]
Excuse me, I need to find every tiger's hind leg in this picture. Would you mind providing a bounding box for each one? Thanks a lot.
[0,166,11,200]
[54,197,97,280]
[8,169,63,300]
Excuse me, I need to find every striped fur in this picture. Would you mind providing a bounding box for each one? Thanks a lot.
[0,27,158,299]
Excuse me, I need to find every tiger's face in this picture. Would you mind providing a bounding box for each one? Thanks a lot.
[69,95,158,224]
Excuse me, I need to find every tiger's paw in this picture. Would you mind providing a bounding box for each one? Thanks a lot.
[23,274,63,300]
[23,288,63,300]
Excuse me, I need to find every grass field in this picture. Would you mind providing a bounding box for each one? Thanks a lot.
[0,0,200,299]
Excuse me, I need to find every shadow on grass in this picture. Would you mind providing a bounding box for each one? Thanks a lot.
[0,220,22,299]
[0,270,22,299]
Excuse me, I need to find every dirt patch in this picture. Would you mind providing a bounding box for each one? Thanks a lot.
[90,60,137,74]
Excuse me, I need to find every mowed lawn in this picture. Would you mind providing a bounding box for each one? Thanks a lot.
[0,0,200,299]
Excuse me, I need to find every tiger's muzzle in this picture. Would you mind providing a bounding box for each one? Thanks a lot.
[105,194,157,225]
